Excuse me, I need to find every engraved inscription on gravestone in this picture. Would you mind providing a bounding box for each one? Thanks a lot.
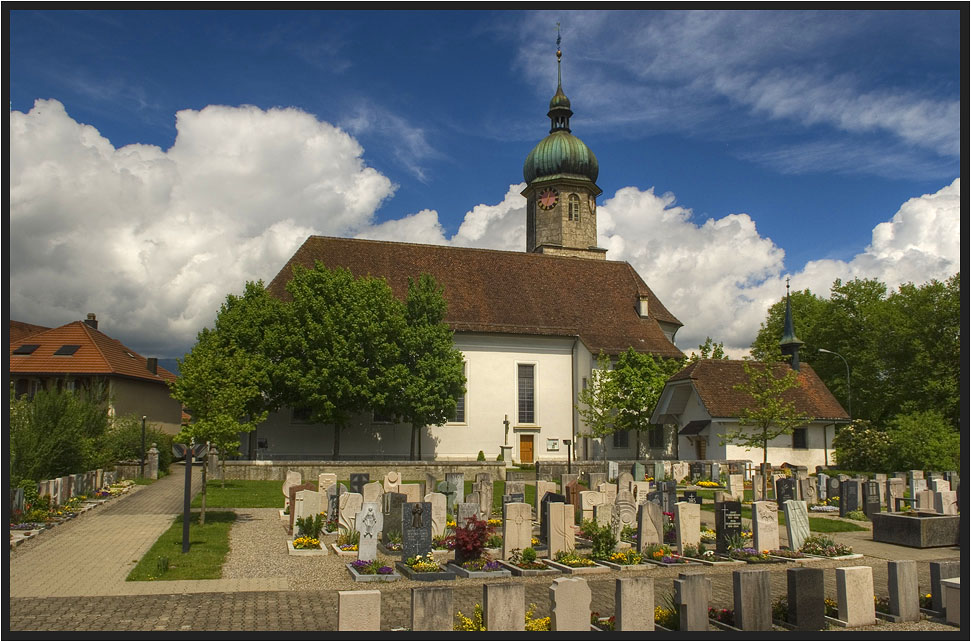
[714,501,742,554]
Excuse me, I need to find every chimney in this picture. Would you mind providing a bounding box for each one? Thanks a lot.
[84,313,98,330]
[147,357,158,375]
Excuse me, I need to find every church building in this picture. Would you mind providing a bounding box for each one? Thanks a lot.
[250,46,686,463]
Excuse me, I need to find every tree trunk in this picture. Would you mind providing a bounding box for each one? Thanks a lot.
[333,424,342,461]
[410,424,418,460]
[762,436,769,501]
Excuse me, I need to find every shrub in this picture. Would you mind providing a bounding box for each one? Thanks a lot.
[886,410,960,472]
[832,419,894,472]
[104,414,174,474]
[476,450,486,462]
[295,513,324,539]
[589,523,618,560]
[453,515,491,563]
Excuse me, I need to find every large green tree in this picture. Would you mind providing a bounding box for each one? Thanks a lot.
[611,347,683,458]
[390,274,467,460]
[576,351,619,468]
[720,351,809,499]
[751,274,960,429]
[279,262,406,460]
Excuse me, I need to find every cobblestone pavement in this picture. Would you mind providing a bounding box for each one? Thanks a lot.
[7,470,963,633]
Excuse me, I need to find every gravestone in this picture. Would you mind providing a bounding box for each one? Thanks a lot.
[874,473,888,506]
[326,483,349,521]
[383,471,402,492]
[836,566,875,627]
[549,577,592,631]
[294,489,322,526]
[674,572,711,631]
[674,502,701,552]
[505,480,525,497]
[539,492,566,542]
[863,480,881,517]
[362,481,383,504]
[355,502,382,561]
[475,472,492,485]
[547,502,575,556]
[751,474,764,501]
[288,482,316,534]
[630,482,649,504]
[338,492,364,533]
[916,488,935,511]
[616,577,654,631]
[445,473,464,507]
[502,493,525,506]
[456,502,479,529]
[654,461,666,483]
[560,473,578,491]
[817,473,829,501]
[613,490,638,537]
[798,478,814,505]
[484,583,525,632]
[436,480,458,513]
[317,472,337,494]
[726,474,745,502]
[734,569,772,631]
[502,502,533,560]
[681,490,699,504]
[839,480,860,516]
[636,501,664,552]
[381,492,407,544]
[424,473,437,498]
[398,483,422,504]
[338,590,381,631]
[535,480,557,512]
[929,560,961,613]
[646,490,661,507]
[607,461,619,481]
[617,471,634,490]
[283,470,302,508]
[595,503,613,528]
[709,462,720,483]
[579,490,604,523]
[598,482,618,505]
[934,490,958,515]
[714,500,743,554]
[411,586,453,632]
[886,478,905,512]
[661,481,678,514]
[564,480,581,507]
[424,492,447,537]
[752,501,780,552]
[473,481,493,519]
[632,462,646,482]
[775,478,796,505]
[349,473,370,495]
[931,478,951,493]
[401,501,433,560]
[828,476,841,499]
[787,567,825,630]
[888,560,919,622]
[689,462,704,481]
[782,500,810,551]
[588,472,607,489]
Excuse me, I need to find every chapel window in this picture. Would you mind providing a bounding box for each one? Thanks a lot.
[568,194,581,221]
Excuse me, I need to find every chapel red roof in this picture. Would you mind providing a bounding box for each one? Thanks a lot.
[9,320,176,385]
[266,235,684,359]
[669,359,849,421]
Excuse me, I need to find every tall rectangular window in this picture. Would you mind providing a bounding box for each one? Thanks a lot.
[648,424,664,449]
[792,427,808,449]
[612,430,629,448]
[518,364,535,424]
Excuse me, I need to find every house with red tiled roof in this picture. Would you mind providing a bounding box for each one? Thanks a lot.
[650,289,850,470]
[9,314,183,434]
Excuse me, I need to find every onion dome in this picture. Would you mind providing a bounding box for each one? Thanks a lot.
[523,47,599,184]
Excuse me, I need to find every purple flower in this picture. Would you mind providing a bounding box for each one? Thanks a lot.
[378,566,394,574]
[351,559,370,570]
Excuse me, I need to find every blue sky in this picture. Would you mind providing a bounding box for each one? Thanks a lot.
[8,9,962,359]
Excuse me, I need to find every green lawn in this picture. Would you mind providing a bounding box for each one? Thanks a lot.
[191,479,285,508]
[462,480,537,514]
[127,511,236,581]
[699,502,867,532]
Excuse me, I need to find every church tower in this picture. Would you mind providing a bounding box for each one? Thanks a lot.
[522,37,605,260]
[779,278,805,371]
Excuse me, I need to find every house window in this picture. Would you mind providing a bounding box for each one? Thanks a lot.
[648,424,664,449]
[372,410,396,424]
[518,363,535,424]
[568,194,581,221]
[792,427,808,449]
[449,362,467,423]
[612,430,629,448]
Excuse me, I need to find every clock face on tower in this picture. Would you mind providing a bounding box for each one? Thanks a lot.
[537,187,559,210]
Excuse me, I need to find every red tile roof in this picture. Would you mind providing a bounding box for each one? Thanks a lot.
[669,359,849,421]
[9,321,176,385]
[9,320,51,343]
[267,236,684,359]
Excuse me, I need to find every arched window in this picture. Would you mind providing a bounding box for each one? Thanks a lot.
[568,194,580,222]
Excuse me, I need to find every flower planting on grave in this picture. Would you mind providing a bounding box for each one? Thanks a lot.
[524,604,551,631]
[459,558,503,572]
[919,593,933,609]
[655,593,681,630]
[292,536,321,550]
[726,547,774,563]
[874,595,891,614]
[404,552,443,572]
[588,522,618,560]
[454,603,486,631]
[552,549,597,567]
[696,480,723,488]
[700,527,717,543]
[484,533,502,548]
[349,559,395,575]
[823,597,839,618]
[810,503,839,513]
[432,533,455,550]
[607,549,643,565]
[335,528,359,551]
[507,547,547,570]
[578,519,599,540]
[591,612,616,630]
[324,516,339,534]
[620,524,638,544]
[681,542,714,561]
[799,534,853,557]
[295,514,324,541]
[453,514,493,564]
[708,607,735,626]
[384,530,403,551]
[767,548,808,559]
[644,543,688,564]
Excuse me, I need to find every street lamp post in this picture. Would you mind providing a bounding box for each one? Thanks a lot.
[563,439,572,475]
[817,348,851,418]
[140,415,147,479]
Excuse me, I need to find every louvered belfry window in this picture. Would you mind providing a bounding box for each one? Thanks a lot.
[518,364,535,424]
[568,194,580,221]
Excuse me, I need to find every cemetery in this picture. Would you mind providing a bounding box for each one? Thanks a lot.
[9,458,962,631]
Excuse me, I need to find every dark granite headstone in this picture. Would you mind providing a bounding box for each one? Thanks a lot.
[839,480,860,517]
[661,481,678,514]
[682,490,699,504]
[714,500,743,554]
[382,492,407,544]
[930,560,961,613]
[787,567,826,630]
[632,462,646,482]
[565,480,581,506]
[690,462,704,480]
[349,473,369,495]
[863,480,881,517]
[540,492,567,543]
[502,493,526,505]
[775,478,796,505]
[647,491,662,506]
[401,501,433,560]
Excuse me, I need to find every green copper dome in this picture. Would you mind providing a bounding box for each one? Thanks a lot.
[523,130,599,184]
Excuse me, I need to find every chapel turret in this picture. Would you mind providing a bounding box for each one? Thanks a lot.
[522,35,605,260]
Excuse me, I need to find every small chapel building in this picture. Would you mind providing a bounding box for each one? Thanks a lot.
[250,46,685,463]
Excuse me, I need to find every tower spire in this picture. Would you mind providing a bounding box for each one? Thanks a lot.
[780,277,804,370]
[548,23,572,133]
